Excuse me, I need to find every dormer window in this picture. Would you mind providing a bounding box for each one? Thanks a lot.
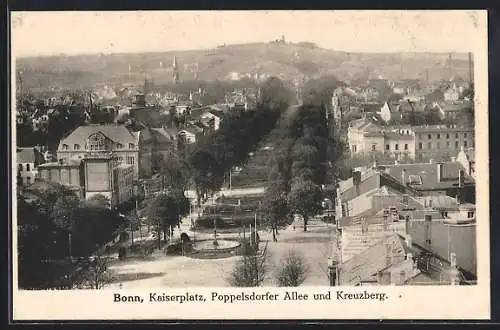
[74,144,80,150]
[116,143,123,149]
[467,211,474,218]
[62,144,69,151]
[129,143,135,149]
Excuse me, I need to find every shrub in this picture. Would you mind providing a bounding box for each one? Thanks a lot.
[275,250,310,287]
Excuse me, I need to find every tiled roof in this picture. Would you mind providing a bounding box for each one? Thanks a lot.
[385,162,474,190]
[59,125,138,148]
[338,233,408,286]
[361,103,384,113]
[383,132,415,140]
[350,118,382,132]
[416,195,459,210]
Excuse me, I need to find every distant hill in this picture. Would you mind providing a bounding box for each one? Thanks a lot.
[15,42,472,91]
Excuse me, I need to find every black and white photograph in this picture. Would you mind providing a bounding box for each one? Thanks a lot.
[11,10,489,320]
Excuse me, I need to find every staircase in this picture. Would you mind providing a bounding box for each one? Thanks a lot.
[341,223,406,262]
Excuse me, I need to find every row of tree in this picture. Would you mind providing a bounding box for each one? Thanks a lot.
[188,77,294,206]
[260,104,331,236]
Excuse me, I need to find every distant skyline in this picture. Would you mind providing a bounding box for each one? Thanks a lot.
[11,11,485,58]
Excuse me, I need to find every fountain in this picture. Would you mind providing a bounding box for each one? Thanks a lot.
[191,217,241,258]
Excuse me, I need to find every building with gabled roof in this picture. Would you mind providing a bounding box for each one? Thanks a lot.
[57,124,154,179]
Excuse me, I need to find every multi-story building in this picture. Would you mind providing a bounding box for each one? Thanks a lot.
[347,119,415,160]
[347,119,475,162]
[413,125,475,161]
[16,147,44,186]
[37,153,135,208]
[56,124,154,179]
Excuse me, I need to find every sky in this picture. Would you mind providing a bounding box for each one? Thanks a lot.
[11,10,486,57]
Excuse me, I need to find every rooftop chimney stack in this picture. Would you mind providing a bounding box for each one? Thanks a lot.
[437,163,443,182]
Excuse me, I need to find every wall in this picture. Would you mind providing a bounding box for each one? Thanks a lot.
[408,220,476,276]
[415,129,475,161]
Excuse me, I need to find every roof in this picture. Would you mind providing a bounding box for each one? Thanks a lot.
[350,118,382,132]
[38,158,81,168]
[459,147,475,163]
[59,125,138,148]
[17,148,38,164]
[384,132,415,140]
[412,125,474,133]
[151,127,177,143]
[338,233,408,286]
[385,162,474,190]
[361,103,384,113]
[417,195,460,210]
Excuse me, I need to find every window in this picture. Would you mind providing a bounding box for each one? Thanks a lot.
[395,144,399,151]
[467,211,474,218]
[26,164,30,171]
[428,142,432,149]
[418,142,423,150]
[464,141,468,147]
[442,211,448,218]
[436,142,440,149]
[464,133,468,138]
[446,134,450,139]
[404,144,408,150]
[455,141,459,149]
[127,157,135,165]
[372,144,376,151]
[62,144,69,150]
[428,134,432,140]
[446,141,450,148]
[129,143,135,149]
[352,145,357,152]
[18,164,23,172]
[116,143,123,149]
[386,144,390,151]
[26,177,31,185]
[74,144,80,150]
[455,133,459,139]
[88,133,105,151]
[437,134,440,139]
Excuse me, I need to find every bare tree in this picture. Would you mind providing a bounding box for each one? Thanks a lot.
[276,250,310,287]
[228,242,270,287]
[74,255,111,289]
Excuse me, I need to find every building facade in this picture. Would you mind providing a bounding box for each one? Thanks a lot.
[56,124,154,179]
[17,147,44,186]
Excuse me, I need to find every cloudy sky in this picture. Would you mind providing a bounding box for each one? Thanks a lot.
[11,10,486,57]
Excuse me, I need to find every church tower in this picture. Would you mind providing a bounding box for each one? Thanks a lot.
[172,55,179,84]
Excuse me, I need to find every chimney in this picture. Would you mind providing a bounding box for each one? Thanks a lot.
[406,234,412,249]
[401,169,407,185]
[458,169,465,189]
[352,171,362,195]
[450,252,457,268]
[451,156,456,162]
[437,163,443,182]
[460,145,464,152]
[385,241,392,267]
[405,215,411,234]
[424,214,432,249]
[429,159,434,164]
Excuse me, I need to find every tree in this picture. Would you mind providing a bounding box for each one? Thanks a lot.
[86,194,110,209]
[260,186,290,242]
[228,243,270,287]
[276,250,310,287]
[146,193,189,248]
[288,178,323,232]
[42,185,80,258]
[74,255,110,289]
